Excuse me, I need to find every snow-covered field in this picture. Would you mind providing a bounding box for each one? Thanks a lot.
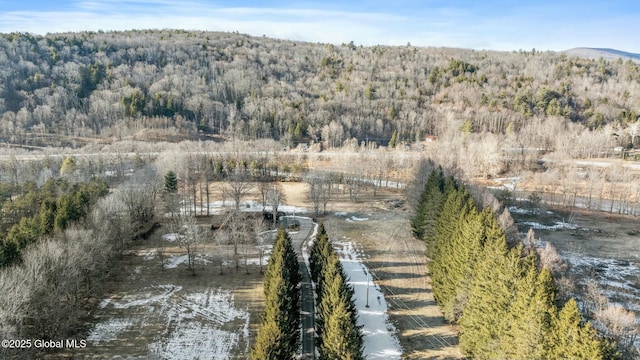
[519,221,578,230]
[334,241,403,359]
[87,285,250,359]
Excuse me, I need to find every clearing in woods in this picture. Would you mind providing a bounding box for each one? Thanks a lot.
[61,182,461,359]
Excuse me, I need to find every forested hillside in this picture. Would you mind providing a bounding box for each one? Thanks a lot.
[1,30,639,162]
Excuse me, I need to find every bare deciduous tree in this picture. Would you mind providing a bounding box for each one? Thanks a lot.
[179,215,204,276]
[224,170,254,210]
[306,171,333,216]
[594,304,639,359]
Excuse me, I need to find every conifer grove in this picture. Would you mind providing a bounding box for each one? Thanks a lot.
[251,228,301,360]
[310,223,364,360]
[412,169,618,359]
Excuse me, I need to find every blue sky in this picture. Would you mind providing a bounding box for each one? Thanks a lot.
[1,0,639,53]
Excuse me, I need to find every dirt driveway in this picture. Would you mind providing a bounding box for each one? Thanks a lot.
[313,188,463,360]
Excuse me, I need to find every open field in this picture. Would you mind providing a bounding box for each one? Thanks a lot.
[49,183,463,359]
[511,205,640,332]
[62,234,267,359]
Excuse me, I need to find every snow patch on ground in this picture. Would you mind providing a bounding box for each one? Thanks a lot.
[562,250,640,339]
[149,289,250,359]
[162,233,182,242]
[99,285,181,310]
[167,200,308,216]
[334,241,402,359]
[163,255,189,269]
[87,318,136,343]
[508,206,537,214]
[146,254,212,269]
[346,216,369,222]
[149,323,238,359]
[518,221,578,230]
[563,253,639,282]
[205,200,308,214]
[91,286,249,359]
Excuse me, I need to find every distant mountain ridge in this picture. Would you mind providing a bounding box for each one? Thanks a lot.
[564,47,640,62]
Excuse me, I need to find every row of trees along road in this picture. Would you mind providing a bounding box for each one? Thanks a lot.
[310,223,363,359]
[251,228,301,359]
[412,169,619,359]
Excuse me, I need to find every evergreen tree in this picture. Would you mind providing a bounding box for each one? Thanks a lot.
[311,225,363,360]
[388,130,398,148]
[412,171,613,360]
[458,236,519,359]
[251,272,292,360]
[320,299,363,360]
[429,186,475,312]
[410,169,445,240]
[499,255,555,359]
[164,170,178,193]
[60,155,77,176]
[39,200,57,234]
[310,223,330,283]
[252,228,301,359]
[435,206,483,321]
[316,252,362,360]
[548,298,604,360]
[0,240,20,266]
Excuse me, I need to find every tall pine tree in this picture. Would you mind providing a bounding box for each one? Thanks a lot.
[252,228,301,359]
[311,223,363,360]
[548,298,604,360]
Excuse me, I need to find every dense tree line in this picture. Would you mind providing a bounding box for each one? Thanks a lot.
[251,228,301,359]
[310,224,363,359]
[412,170,618,359]
[1,31,638,163]
[0,177,108,266]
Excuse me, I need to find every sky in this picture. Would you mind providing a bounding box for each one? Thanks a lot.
[1,0,639,53]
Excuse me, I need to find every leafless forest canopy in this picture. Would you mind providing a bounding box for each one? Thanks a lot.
[1,30,639,157]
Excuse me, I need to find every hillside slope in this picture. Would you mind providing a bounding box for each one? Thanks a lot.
[0,30,638,177]
[564,47,640,63]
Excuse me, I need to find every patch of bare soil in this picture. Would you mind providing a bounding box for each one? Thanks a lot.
[280,181,309,208]
[319,190,463,360]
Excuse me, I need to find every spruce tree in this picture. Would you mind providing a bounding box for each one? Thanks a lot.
[310,223,330,283]
[320,299,363,360]
[548,298,604,360]
[436,206,483,321]
[411,169,445,241]
[316,253,362,360]
[429,186,475,312]
[252,228,301,359]
[458,236,519,359]
[164,170,178,193]
[499,255,555,359]
[251,271,291,360]
[388,129,398,148]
